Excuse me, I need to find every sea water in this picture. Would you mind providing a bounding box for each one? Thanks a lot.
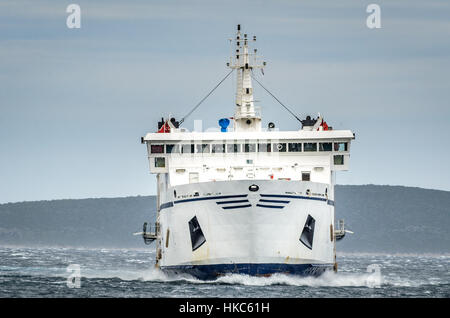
[0,247,448,297]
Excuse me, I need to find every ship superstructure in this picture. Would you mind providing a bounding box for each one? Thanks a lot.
[140,25,355,279]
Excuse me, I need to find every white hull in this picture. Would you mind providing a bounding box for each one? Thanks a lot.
[156,180,336,278]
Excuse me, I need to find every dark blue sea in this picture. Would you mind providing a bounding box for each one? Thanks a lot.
[0,246,448,298]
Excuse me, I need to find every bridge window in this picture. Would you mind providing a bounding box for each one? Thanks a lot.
[319,142,332,152]
[166,144,180,154]
[227,144,241,153]
[155,157,166,168]
[211,144,225,153]
[334,155,344,165]
[334,142,348,152]
[273,143,287,152]
[258,143,271,152]
[196,144,210,154]
[150,145,164,154]
[288,143,302,152]
[244,143,256,152]
[302,171,310,181]
[181,144,194,154]
[303,143,317,152]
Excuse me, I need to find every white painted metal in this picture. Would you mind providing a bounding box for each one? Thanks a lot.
[158,180,334,267]
[227,26,264,132]
[144,130,354,141]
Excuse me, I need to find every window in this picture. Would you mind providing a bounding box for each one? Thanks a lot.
[196,144,210,154]
[155,157,166,168]
[302,172,310,181]
[166,144,180,154]
[319,142,332,152]
[258,143,271,152]
[304,143,317,152]
[227,144,241,153]
[334,142,348,152]
[288,143,302,152]
[181,144,194,154]
[334,155,344,165]
[273,143,287,152]
[244,143,256,152]
[211,144,225,153]
[150,144,164,154]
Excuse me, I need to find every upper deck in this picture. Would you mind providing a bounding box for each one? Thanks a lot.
[143,129,354,142]
[143,129,354,186]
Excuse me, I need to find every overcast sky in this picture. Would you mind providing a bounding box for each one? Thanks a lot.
[1,0,449,203]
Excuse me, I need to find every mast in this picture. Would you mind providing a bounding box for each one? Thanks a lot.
[228,24,266,132]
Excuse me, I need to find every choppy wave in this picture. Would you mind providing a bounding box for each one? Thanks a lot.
[78,267,384,288]
[44,264,385,288]
[1,247,448,297]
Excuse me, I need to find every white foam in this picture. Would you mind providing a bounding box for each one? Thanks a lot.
[78,267,196,283]
[135,269,385,288]
[211,271,384,288]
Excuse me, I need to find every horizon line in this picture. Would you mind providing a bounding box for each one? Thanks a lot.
[1,183,449,205]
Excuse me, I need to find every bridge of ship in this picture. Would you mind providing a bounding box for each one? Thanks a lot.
[143,130,354,186]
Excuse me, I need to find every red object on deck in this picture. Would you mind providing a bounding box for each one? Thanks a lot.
[322,121,329,131]
[157,121,171,133]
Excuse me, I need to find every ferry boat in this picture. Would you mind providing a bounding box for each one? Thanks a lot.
[139,25,355,280]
